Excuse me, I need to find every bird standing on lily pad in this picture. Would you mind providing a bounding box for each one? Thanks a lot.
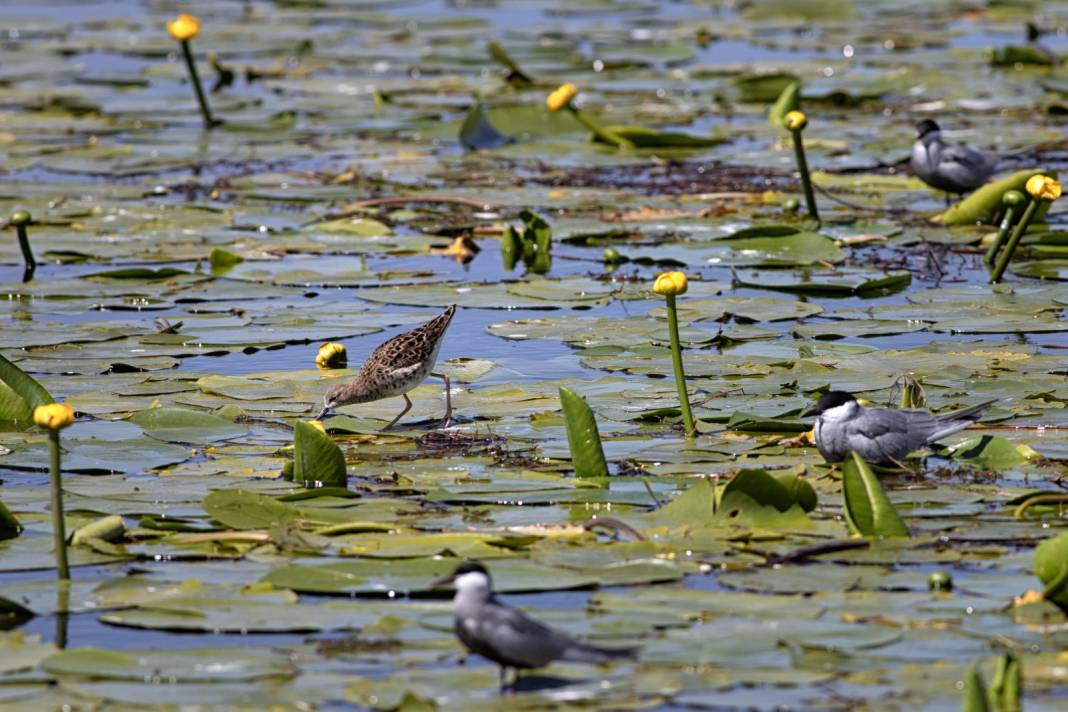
[433,562,637,691]
[317,306,456,429]
[910,119,997,198]
[803,390,996,466]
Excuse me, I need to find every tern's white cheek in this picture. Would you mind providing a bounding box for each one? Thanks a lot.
[454,571,491,600]
[821,402,857,422]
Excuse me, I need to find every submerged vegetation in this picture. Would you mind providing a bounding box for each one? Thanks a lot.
[1,0,1068,709]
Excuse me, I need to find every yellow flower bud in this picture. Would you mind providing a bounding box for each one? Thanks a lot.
[783,110,808,131]
[1025,174,1061,202]
[166,13,200,42]
[653,271,688,296]
[546,83,578,113]
[316,342,347,369]
[33,403,74,430]
[306,419,326,434]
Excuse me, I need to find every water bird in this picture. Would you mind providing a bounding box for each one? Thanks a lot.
[910,119,998,198]
[316,305,455,428]
[803,390,996,465]
[432,562,637,691]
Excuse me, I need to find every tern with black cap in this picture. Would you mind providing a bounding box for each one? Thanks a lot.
[910,119,997,198]
[803,390,997,466]
[432,562,636,691]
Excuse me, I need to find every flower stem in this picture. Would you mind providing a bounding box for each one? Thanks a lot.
[665,294,696,438]
[48,430,69,580]
[55,583,69,649]
[180,39,218,129]
[14,223,35,283]
[984,203,1021,266]
[789,128,819,224]
[990,199,1039,283]
[566,105,634,149]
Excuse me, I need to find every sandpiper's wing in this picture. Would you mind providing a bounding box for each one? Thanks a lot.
[361,305,456,372]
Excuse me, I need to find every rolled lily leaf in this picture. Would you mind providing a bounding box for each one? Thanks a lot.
[1034,531,1068,611]
[293,420,348,488]
[775,473,817,513]
[209,247,244,274]
[487,41,533,84]
[501,225,521,270]
[989,45,1055,67]
[592,125,724,149]
[0,352,54,425]
[558,386,608,479]
[0,500,20,541]
[70,515,126,546]
[962,664,991,712]
[734,72,798,103]
[768,80,801,129]
[712,469,814,528]
[988,653,1021,712]
[934,169,1056,226]
[459,101,515,151]
[841,451,909,537]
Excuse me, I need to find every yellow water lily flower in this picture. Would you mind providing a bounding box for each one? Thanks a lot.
[653,271,688,296]
[306,420,326,434]
[316,342,347,369]
[1025,174,1061,201]
[783,110,808,131]
[33,403,74,430]
[166,13,200,42]
[546,83,577,112]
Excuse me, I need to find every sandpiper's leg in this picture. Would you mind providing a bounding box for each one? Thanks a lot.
[433,372,452,427]
[382,394,412,431]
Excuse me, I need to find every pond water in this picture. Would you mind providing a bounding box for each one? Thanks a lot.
[1,0,1068,710]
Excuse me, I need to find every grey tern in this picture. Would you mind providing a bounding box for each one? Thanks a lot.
[803,390,997,465]
[432,562,637,690]
[910,119,997,198]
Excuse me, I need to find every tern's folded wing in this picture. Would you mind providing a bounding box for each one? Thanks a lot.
[475,601,572,669]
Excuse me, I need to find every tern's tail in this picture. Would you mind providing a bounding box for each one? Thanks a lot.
[928,399,997,443]
[561,641,639,664]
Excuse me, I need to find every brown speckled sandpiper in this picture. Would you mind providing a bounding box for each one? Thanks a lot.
[317,305,456,429]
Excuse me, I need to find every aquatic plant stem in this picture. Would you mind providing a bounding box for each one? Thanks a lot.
[566,106,634,149]
[990,199,1039,283]
[984,203,1022,266]
[789,128,819,223]
[665,294,696,438]
[48,430,69,580]
[180,39,218,129]
[9,211,35,282]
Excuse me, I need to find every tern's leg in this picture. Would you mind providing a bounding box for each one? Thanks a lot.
[432,372,452,427]
[498,666,509,693]
[381,394,413,431]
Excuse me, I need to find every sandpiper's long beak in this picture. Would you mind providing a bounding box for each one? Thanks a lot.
[802,406,819,418]
[315,406,330,420]
[431,573,456,588]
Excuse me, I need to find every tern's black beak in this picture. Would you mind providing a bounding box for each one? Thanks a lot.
[802,406,820,418]
[431,573,456,588]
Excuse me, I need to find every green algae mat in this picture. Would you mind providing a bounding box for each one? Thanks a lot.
[1,0,1068,709]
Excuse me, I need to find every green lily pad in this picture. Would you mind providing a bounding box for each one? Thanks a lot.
[128,407,247,444]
